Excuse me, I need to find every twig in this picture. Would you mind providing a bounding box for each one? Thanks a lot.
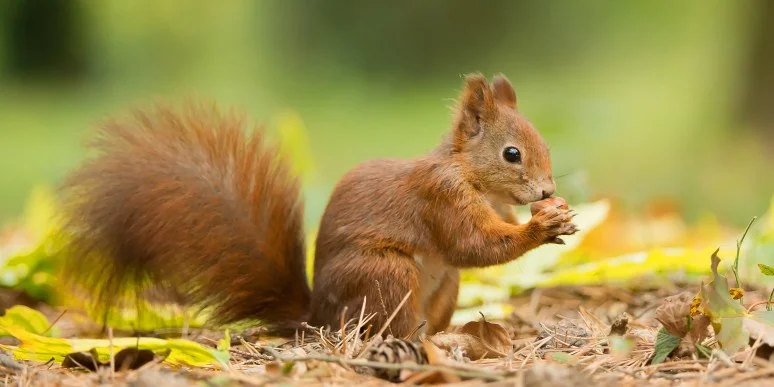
[42,309,67,336]
[375,291,412,338]
[746,300,774,313]
[363,325,372,345]
[260,346,506,381]
[743,334,764,369]
[710,349,737,369]
[651,371,703,381]
[719,367,774,387]
[537,322,606,341]
[519,336,552,367]
[0,353,23,371]
[404,320,426,341]
[349,297,368,358]
[108,327,115,380]
[229,348,272,361]
[182,311,190,338]
[732,216,757,303]
[342,314,377,352]
[374,280,391,336]
[356,291,412,359]
[640,358,710,370]
[339,306,348,355]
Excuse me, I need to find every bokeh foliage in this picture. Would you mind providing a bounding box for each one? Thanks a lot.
[0,0,772,227]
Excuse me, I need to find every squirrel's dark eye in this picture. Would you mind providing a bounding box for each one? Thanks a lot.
[503,146,521,163]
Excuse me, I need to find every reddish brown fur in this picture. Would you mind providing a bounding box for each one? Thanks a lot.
[310,73,576,337]
[60,102,309,333]
[60,73,576,339]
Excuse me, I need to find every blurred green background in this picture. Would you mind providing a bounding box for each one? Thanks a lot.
[1,0,772,229]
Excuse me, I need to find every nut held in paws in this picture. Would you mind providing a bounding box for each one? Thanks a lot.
[530,196,569,216]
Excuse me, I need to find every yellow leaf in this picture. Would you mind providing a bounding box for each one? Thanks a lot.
[59,293,208,333]
[456,283,510,308]
[0,305,53,337]
[0,326,228,368]
[462,199,611,290]
[538,246,729,288]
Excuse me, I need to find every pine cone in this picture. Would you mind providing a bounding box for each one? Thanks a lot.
[365,337,427,381]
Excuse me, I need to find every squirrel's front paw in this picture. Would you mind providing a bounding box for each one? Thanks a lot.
[528,206,578,244]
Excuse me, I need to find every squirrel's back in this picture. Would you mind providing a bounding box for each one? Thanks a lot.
[60,102,310,332]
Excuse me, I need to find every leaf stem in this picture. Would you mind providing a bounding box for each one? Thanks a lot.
[768,288,774,312]
[732,216,757,303]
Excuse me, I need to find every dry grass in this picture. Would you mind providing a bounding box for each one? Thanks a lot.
[3,283,774,386]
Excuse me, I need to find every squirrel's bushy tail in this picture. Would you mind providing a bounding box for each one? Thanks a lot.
[60,101,310,332]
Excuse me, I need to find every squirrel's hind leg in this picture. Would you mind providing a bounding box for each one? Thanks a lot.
[309,252,422,339]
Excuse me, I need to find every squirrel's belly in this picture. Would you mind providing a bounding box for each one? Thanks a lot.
[413,253,451,319]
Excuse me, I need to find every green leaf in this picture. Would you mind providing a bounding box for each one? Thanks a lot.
[545,352,576,365]
[700,249,749,354]
[609,335,635,358]
[758,263,774,276]
[0,237,60,303]
[64,296,209,333]
[714,317,747,354]
[695,343,712,358]
[696,251,774,354]
[651,328,680,365]
[0,305,53,337]
[217,329,231,352]
[281,361,296,374]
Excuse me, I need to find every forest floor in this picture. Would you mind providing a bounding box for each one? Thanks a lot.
[6,281,774,387]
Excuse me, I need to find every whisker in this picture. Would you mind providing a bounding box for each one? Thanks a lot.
[554,171,575,180]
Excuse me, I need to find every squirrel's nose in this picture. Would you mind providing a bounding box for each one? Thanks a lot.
[541,189,554,200]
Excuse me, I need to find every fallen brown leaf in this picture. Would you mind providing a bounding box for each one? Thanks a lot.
[608,312,629,336]
[655,291,693,337]
[421,340,448,365]
[61,347,159,372]
[429,332,493,360]
[456,313,512,357]
[689,314,711,344]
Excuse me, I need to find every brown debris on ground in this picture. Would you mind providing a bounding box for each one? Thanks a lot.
[2,282,774,386]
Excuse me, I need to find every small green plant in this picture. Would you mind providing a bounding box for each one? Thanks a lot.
[758,263,774,311]
[732,216,757,303]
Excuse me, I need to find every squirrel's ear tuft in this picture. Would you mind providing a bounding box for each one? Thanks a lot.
[460,73,495,119]
[492,74,517,110]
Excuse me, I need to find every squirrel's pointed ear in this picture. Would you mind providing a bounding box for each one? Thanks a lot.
[460,73,495,119]
[492,74,517,110]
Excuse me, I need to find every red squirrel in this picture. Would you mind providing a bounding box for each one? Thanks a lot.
[60,73,577,339]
